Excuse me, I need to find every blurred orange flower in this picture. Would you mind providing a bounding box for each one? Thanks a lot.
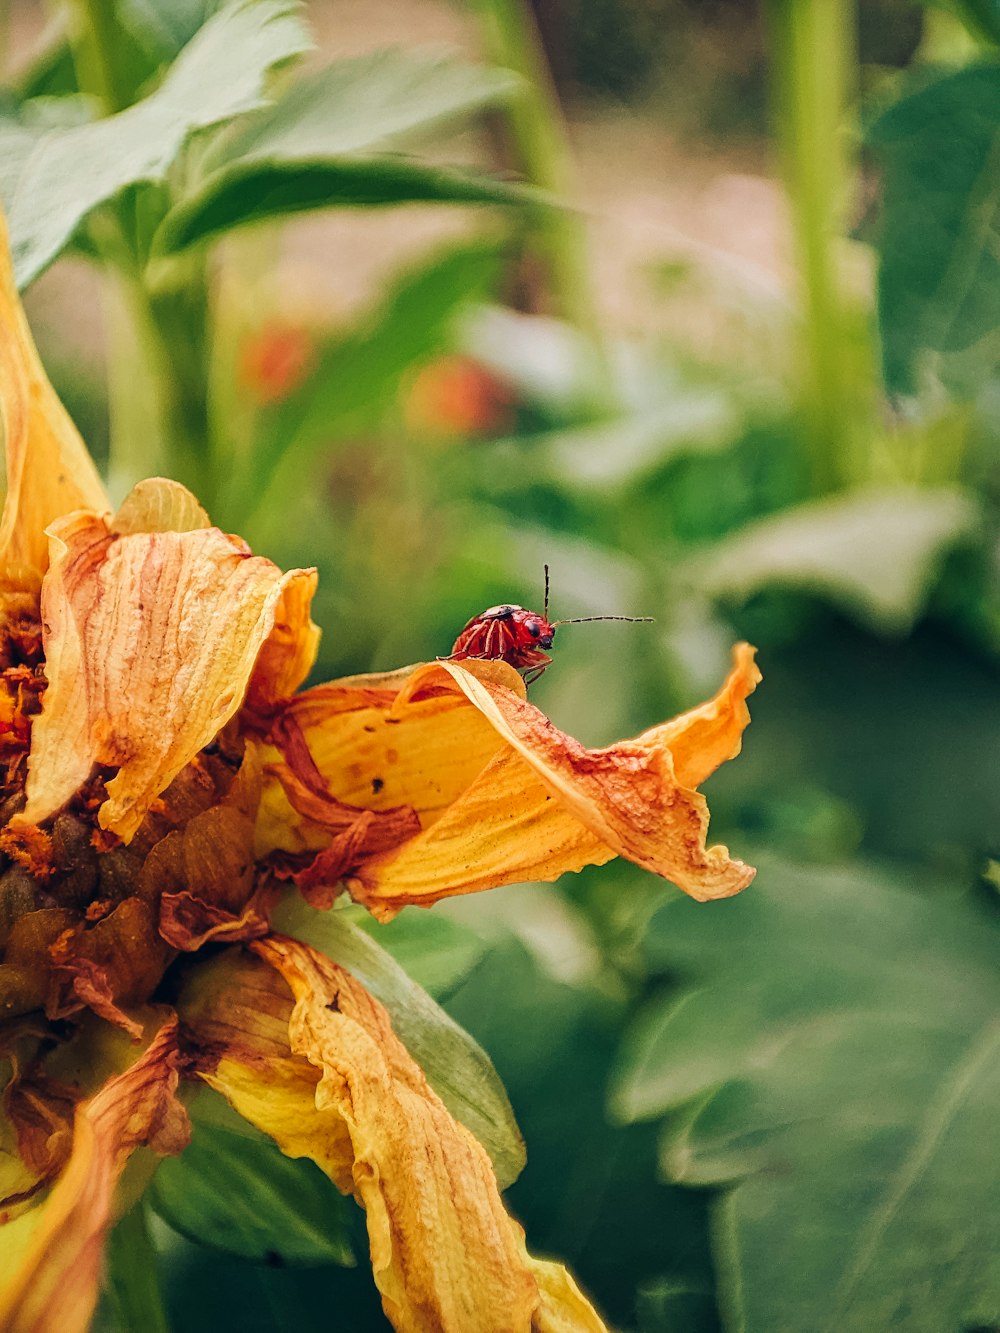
[0,215,758,1333]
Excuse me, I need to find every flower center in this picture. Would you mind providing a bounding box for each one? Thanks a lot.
[0,599,270,1034]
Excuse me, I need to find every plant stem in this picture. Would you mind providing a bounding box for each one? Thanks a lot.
[765,0,867,491]
[66,0,132,113]
[475,0,615,406]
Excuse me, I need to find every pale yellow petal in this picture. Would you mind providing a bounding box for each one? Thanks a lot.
[180,937,607,1333]
[529,1256,608,1332]
[0,213,107,584]
[255,662,517,858]
[17,509,316,840]
[0,1016,188,1333]
[111,476,211,535]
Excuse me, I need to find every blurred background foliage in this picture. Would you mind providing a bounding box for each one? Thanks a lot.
[4,0,1000,1328]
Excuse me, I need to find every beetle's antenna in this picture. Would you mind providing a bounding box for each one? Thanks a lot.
[543,564,550,620]
[553,615,654,625]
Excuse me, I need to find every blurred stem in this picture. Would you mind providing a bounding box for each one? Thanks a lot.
[476,0,615,407]
[65,0,215,501]
[765,0,866,492]
[104,1203,171,1333]
[66,0,132,113]
[105,258,213,504]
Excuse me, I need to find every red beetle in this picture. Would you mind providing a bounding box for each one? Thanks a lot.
[449,566,652,684]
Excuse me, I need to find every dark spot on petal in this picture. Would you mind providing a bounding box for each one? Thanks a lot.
[372,777,384,794]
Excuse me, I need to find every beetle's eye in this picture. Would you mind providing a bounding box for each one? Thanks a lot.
[527,621,540,638]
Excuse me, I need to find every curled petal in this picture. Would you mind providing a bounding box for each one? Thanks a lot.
[260,650,759,917]
[0,215,107,584]
[0,1015,188,1333]
[180,938,607,1333]
[17,503,316,840]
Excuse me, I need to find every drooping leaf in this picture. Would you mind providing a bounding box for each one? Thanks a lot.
[149,1088,355,1267]
[0,0,310,287]
[271,896,526,1189]
[695,485,977,632]
[612,854,1000,1333]
[869,64,1000,393]
[154,50,528,253]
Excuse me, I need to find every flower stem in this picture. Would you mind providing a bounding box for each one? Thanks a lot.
[66,0,133,114]
[475,0,616,407]
[764,0,869,492]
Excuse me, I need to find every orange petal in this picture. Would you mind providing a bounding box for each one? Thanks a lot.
[259,649,759,917]
[16,500,317,841]
[180,937,607,1333]
[0,213,107,585]
[0,1015,189,1333]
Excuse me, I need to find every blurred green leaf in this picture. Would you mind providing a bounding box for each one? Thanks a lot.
[922,0,1000,44]
[696,486,977,632]
[103,1204,171,1333]
[0,0,310,287]
[446,932,721,1332]
[346,905,489,1000]
[870,64,1000,394]
[155,50,527,252]
[149,1091,354,1266]
[272,896,526,1189]
[229,240,503,535]
[119,0,223,63]
[612,854,1000,1333]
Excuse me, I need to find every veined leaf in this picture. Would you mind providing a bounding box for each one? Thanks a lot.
[149,1089,355,1266]
[612,854,1000,1333]
[695,485,977,632]
[154,49,527,253]
[0,0,310,287]
[272,896,526,1189]
[870,64,1000,393]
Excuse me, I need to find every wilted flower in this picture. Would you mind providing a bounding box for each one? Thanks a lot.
[0,214,759,1331]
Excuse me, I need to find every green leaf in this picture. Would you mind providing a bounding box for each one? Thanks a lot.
[272,896,526,1189]
[869,64,1000,393]
[0,0,310,287]
[347,906,489,1001]
[922,0,1000,45]
[445,930,721,1332]
[103,1204,171,1333]
[612,855,1000,1333]
[154,49,527,253]
[148,1089,355,1266]
[225,239,503,535]
[695,485,977,632]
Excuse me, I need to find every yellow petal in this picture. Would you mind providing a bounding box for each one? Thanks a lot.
[180,937,607,1333]
[111,476,211,535]
[0,213,108,584]
[0,1015,188,1333]
[259,650,759,917]
[15,502,316,840]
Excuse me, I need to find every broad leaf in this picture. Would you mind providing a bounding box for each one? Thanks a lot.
[870,64,1000,393]
[154,50,526,253]
[695,485,977,632]
[612,855,1000,1333]
[0,0,310,287]
[446,930,722,1333]
[272,896,526,1189]
[149,1090,355,1266]
[921,0,1000,44]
